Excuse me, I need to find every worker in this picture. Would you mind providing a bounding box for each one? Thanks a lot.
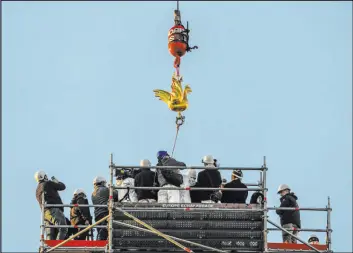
[276,184,301,243]
[116,168,138,203]
[180,168,196,203]
[70,189,92,240]
[221,169,248,203]
[195,155,222,203]
[308,234,320,244]
[134,159,159,203]
[35,171,68,240]
[91,176,119,240]
[250,191,264,205]
[156,150,185,203]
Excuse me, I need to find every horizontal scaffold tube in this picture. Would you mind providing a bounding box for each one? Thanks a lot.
[267,228,329,232]
[113,165,264,170]
[45,204,107,208]
[267,207,329,211]
[118,208,264,212]
[45,248,104,252]
[45,225,106,228]
[113,186,263,191]
[113,220,229,253]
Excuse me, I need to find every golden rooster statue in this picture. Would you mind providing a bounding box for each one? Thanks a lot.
[153,73,192,116]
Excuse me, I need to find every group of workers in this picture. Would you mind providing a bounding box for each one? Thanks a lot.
[34,150,320,245]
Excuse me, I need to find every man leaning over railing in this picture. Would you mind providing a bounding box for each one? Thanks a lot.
[35,171,68,240]
[156,150,185,203]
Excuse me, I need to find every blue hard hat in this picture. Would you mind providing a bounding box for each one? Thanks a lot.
[157,150,168,159]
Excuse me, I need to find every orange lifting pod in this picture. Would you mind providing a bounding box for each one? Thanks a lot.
[39,155,333,253]
[168,1,198,71]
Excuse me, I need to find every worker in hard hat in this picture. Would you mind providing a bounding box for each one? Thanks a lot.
[156,150,185,203]
[308,234,320,244]
[91,176,119,240]
[250,191,264,205]
[195,155,222,203]
[35,171,68,240]
[135,159,159,203]
[221,169,248,204]
[180,168,197,203]
[276,184,301,243]
[70,189,92,240]
[115,168,139,203]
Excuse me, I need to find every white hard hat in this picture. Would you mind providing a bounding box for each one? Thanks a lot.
[93,176,106,185]
[308,234,319,243]
[34,171,47,183]
[73,188,86,195]
[277,184,290,193]
[202,155,214,164]
[140,159,151,167]
[187,168,196,178]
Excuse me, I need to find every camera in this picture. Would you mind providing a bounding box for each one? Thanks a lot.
[115,168,141,180]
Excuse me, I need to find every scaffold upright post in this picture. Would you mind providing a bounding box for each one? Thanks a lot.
[108,153,114,253]
[263,156,268,252]
[40,192,45,252]
[327,196,332,252]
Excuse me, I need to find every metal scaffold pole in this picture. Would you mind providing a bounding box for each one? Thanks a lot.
[108,153,114,253]
[327,196,332,252]
[263,156,268,252]
[40,193,45,252]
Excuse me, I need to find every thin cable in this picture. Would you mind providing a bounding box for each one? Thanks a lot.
[171,125,180,157]
[177,0,179,11]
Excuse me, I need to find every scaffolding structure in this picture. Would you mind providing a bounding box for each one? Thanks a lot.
[39,155,333,253]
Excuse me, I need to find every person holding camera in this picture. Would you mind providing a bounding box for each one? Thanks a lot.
[35,170,68,240]
[135,159,159,203]
[116,168,138,203]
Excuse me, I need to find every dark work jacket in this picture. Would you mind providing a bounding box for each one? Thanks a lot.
[134,169,159,200]
[36,180,66,212]
[221,179,248,204]
[157,157,185,187]
[276,192,301,228]
[91,185,118,219]
[250,191,264,205]
[70,194,92,225]
[195,169,222,202]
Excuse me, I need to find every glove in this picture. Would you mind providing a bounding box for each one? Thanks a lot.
[51,176,59,183]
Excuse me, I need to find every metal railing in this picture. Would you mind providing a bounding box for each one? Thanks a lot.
[38,154,333,253]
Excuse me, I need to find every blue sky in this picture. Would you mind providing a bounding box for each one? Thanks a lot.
[2,1,352,252]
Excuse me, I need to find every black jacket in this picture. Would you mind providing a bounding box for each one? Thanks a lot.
[70,194,92,225]
[276,192,301,228]
[36,180,66,211]
[157,157,185,187]
[91,185,118,219]
[221,179,248,204]
[134,169,159,200]
[195,169,222,202]
[250,191,264,205]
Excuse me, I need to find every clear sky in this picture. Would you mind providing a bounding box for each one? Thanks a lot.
[2,1,352,252]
